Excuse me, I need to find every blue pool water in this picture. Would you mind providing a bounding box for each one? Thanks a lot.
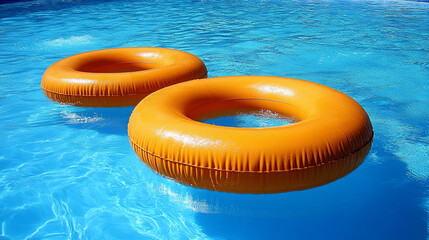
[0,0,428,239]
[203,110,296,128]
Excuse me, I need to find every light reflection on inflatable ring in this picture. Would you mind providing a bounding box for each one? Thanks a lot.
[128,76,373,194]
[41,47,207,107]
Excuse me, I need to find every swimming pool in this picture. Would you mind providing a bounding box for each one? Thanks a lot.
[0,0,428,239]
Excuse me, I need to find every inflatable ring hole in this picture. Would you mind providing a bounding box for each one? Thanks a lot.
[202,109,297,128]
[186,98,302,128]
[76,60,165,73]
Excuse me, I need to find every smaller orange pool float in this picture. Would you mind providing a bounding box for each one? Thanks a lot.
[128,76,373,194]
[41,47,207,107]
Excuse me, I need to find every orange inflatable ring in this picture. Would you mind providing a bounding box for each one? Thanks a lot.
[128,76,373,194]
[41,47,207,107]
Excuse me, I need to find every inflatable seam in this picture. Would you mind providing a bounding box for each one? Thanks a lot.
[42,74,207,97]
[42,87,151,97]
[129,131,373,173]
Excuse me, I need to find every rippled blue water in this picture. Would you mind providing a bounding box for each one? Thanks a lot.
[203,110,295,128]
[0,0,428,239]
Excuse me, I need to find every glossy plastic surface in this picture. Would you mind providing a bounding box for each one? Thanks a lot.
[128,76,373,194]
[41,47,207,107]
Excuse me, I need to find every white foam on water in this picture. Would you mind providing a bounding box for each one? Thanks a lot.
[60,112,102,124]
[44,35,95,47]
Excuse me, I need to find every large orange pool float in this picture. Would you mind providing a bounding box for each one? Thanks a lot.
[128,76,373,194]
[41,47,207,107]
